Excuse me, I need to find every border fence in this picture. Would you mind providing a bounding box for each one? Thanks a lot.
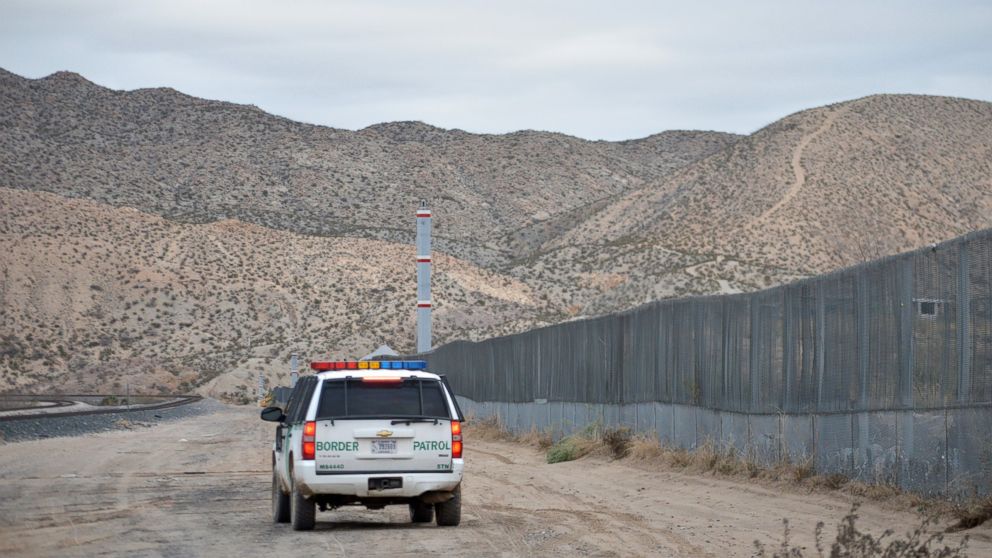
[420,228,992,498]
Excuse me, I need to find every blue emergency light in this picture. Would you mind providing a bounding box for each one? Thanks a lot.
[310,360,428,371]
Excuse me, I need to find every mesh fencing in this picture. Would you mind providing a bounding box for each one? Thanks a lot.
[419,228,992,496]
[426,229,992,414]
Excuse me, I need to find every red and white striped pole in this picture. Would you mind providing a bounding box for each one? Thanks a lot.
[416,201,432,353]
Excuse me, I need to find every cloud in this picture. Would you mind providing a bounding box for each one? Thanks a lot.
[0,0,989,140]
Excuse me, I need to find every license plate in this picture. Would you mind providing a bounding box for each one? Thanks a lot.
[371,440,397,454]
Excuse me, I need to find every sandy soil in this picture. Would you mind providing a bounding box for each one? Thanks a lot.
[0,404,986,557]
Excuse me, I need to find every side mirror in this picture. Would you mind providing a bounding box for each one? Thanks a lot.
[260,406,285,423]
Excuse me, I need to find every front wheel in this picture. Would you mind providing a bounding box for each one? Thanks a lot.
[272,468,290,523]
[435,486,461,527]
[290,473,315,531]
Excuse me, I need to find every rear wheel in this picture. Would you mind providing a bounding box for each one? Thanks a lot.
[409,501,434,523]
[272,468,290,523]
[290,470,315,531]
[435,486,461,527]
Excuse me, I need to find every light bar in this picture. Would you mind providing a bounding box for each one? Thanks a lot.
[310,360,428,371]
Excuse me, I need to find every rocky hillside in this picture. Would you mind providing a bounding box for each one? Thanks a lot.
[0,68,738,266]
[550,95,992,275]
[3,68,991,397]
[0,188,549,399]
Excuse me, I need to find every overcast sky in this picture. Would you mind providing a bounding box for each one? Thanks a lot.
[1,0,990,140]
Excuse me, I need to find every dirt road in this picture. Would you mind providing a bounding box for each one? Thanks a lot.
[0,404,986,557]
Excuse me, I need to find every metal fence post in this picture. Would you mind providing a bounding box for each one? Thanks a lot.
[783,288,796,412]
[815,282,826,411]
[899,257,916,407]
[898,256,915,486]
[535,334,542,402]
[856,273,870,409]
[856,272,871,466]
[958,243,971,402]
[749,298,761,409]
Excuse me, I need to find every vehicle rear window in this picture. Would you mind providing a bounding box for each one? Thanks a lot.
[316,378,451,419]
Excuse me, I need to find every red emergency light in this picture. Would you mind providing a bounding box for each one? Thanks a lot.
[309,360,427,371]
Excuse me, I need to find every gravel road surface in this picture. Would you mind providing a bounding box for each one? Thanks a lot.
[0,404,986,557]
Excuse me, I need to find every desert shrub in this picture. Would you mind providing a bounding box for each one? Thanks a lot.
[754,503,968,557]
[950,497,992,531]
[546,439,580,464]
[545,422,633,463]
[814,474,850,491]
[792,457,815,482]
[519,426,554,450]
[601,427,632,459]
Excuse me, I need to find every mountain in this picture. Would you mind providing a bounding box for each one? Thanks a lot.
[0,187,546,397]
[548,94,992,274]
[0,68,738,267]
[3,68,991,398]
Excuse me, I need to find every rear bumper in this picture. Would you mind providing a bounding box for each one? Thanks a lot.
[294,459,463,498]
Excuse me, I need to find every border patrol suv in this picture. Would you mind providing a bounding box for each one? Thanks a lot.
[261,360,465,530]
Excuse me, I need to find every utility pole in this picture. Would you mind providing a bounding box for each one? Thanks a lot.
[416,201,433,354]
[290,352,299,388]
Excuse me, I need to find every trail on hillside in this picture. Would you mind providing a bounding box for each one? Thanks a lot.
[753,104,851,225]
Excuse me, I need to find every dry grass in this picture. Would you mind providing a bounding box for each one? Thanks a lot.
[627,436,758,477]
[468,414,992,543]
[471,421,969,524]
[755,503,969,557]
[601,427,632,459]
[545,423,632,464]
[626,434,926,508]
[466,414,531,444]
[845,481,910,501]
[949,497,992,532]
[518,427,555,450]
[811,473,850,491]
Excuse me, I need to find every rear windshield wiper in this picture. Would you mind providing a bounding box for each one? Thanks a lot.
[391,418,440,425]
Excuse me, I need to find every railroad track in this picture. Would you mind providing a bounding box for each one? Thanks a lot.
[0,398,75,412]
[0,394,203,422]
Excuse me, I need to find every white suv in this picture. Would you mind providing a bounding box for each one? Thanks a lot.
[261,360,465,530]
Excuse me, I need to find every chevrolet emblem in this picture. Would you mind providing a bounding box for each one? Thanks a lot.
[376,430,393,438]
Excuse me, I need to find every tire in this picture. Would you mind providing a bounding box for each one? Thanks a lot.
[434,486,461,527]
[290,471,316,531]
[409,501,434,523]
[272,468,290,523]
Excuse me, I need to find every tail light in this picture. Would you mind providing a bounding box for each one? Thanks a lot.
[451,420,462,459]
[302,421,316,460]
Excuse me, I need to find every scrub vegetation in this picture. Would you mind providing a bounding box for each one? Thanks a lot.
[466,413,992,542]
[754,503,968,557]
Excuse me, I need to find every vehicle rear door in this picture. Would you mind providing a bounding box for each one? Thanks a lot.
[278,376,316,482]
[314,377,454,474]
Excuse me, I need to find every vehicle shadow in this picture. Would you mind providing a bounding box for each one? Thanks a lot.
[311,520,427,532]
